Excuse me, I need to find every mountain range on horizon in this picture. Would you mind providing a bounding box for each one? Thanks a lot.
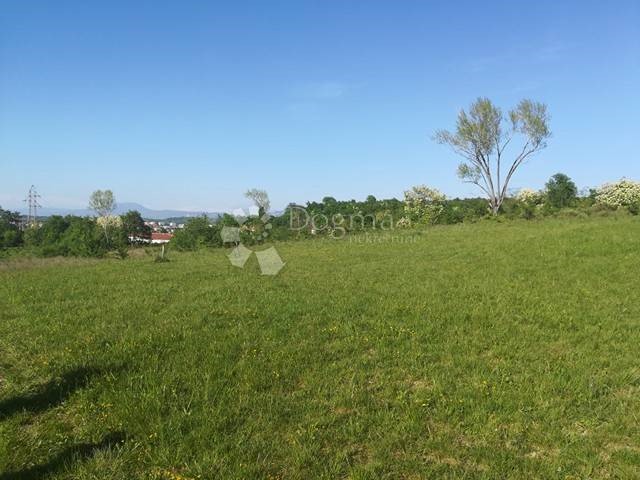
[14,202,222,220]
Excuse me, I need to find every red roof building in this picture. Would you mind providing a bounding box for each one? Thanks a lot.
[151,232,173,244]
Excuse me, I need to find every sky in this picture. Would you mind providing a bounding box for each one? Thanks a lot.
[1,0,639,212]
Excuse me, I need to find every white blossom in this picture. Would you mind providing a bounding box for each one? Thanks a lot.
[595,179,640,208]
[96,215,123,229]
[516,188,542,204]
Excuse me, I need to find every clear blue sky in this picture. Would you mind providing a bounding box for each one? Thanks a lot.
[2,0,639,212]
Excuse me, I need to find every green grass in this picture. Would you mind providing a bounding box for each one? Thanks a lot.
[1,217,640,479]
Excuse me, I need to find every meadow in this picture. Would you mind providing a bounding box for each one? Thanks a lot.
[1,216,639,479]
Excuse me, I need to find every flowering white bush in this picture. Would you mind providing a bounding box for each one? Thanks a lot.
[96,215,123,229]
[395,217,412,229]
[403,185,446,224]
[595,179,640,209]
[516,188,543,205]
[404,185,446,204]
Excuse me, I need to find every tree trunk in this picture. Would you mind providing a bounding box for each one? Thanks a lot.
[490,197,500,216]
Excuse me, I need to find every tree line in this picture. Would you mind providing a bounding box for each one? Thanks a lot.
[2,174,639,258]
[3,98,640,258]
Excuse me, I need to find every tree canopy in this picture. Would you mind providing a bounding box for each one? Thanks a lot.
[545,173,578,209]
[89,190,116,217]
[245,188,270,217]
[435,98,551,215]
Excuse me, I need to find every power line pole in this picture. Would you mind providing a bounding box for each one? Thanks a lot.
[23,185,42,227]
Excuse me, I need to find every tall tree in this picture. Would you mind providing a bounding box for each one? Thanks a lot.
[545,173,577,209]
[89,190,116,217]
[245,188,270,217]
[0,206,23,247]
[0,206,21,227]
[435,98,551,215]
[121,210,151,242]
[89,189,117,242]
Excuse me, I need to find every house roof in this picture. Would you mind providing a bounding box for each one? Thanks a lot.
[151,232,174,240]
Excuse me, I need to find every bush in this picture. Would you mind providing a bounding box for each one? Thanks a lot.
[23,215,126,258]
[170,216,221,251]
[266,225,292,241]
[239,217,272,245]
[395,217,412,228]
[121,210,151,244]
[171,229,198,251]
[1,229,21,248]
[588,204,631,218]
[628,201,640,216]
[545,173,578,209]
[516,188,543,205]
[404,185,446,225]
[438,205,464,224]
[595,179,640,210]
[509,189,545,220]
[0,207,22,248]
[63,217,109,257]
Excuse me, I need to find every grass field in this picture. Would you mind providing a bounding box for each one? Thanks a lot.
[1,217,640,479]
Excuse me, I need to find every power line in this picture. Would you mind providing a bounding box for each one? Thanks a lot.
[23,185,42,227]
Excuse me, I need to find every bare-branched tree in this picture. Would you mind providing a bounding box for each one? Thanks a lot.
[245,188,271,217]
[89,189,116,217]
[434,98,551,215]
[89,189,117,241]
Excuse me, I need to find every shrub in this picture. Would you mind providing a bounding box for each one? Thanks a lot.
[395,217,412,229]
[60,217,107,257]
[516,188,543,205]
[171,229,198,251]
[96,215,123,230]
[589,204,631,218]
[121,210,151,244]
[438,204,465,224]
[265,225,291,241]
[595,179,640,211]
[545,173,578,209]
[628,201,640,216]
[513,189,544,220]
[0,207,22,248]
[22,215,125,258]
[3,230,21,248]
[440,197,488,222]
[170,216,221,251]
[403,186,446,225]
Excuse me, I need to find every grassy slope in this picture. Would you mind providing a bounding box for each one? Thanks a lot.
[1,217,640,479]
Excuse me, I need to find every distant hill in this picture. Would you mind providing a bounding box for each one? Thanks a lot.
[20,202,221,220]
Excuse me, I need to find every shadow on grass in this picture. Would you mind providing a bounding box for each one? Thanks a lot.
[0,431,127,480]
[0,365,123,420]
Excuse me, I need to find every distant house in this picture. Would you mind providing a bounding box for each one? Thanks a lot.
[128,235,151,244]
[151,232,173,244]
